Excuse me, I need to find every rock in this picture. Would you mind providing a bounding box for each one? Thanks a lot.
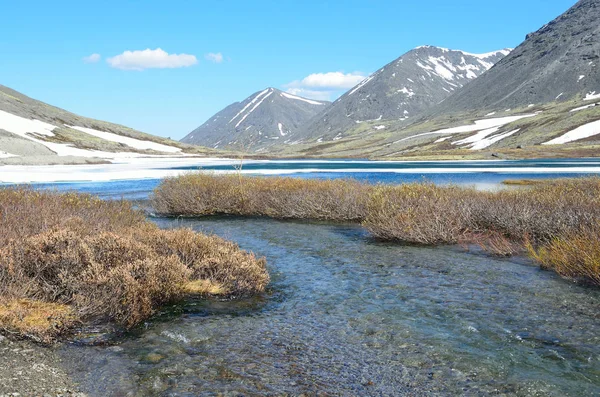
[143,353,164,364]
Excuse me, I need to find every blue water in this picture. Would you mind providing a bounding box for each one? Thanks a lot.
[19,157,600,200]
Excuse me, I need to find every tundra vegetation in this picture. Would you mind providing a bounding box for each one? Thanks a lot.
[0,188,269,343]
[153,173,600,287]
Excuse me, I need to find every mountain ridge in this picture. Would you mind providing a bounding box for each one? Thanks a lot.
[291,45,511,144]
[181,87,329,151]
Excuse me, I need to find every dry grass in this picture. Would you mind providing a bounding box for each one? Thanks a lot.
[153,173,370,222]
[527,226,600,286]
[153,173,600,286]
[0,187,269,342]
[0,300,77,343]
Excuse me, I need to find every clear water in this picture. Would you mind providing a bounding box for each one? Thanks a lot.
[60,217,600,396]
[18,159,596,396]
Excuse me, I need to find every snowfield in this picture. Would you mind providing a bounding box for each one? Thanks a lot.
[544,120,600,145]
[69,126,181,153]
[394,114,536,144]
[0,110,183,159]
[584,92,600,101]
[280,92,326,105]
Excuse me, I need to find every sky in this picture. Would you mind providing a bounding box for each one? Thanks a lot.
[0,0,577,140]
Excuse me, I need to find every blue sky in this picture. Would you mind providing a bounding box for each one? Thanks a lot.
[0,0,576,139]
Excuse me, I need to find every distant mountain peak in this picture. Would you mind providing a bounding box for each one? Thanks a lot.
[293,45,510,143]
[181,88,330,150]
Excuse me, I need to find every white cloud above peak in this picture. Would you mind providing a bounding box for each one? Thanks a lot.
[83,53,101,63]
[106,48,198,71]
[205,52,224,63]
[284,71,368,101]
[298,72,367,89]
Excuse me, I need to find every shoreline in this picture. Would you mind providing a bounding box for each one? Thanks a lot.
[2,157,600,185]
[0,337,86,397]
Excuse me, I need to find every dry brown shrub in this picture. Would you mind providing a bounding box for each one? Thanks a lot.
[153,173,370,221]
[128,224,270,296]
[151,174,600,286]
[363,183,478,244]
[0,187,269,341]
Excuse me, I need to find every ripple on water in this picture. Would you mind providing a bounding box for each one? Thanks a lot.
[61,217,600,396]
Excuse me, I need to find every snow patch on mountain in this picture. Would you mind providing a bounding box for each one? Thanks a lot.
[280,92,326,105]
[544,120,600,145]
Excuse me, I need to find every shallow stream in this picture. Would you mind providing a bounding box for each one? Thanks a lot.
[60,217,600,396]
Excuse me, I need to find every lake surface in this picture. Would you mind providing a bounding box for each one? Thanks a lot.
[19,157,600,200]
[13,158,599,396]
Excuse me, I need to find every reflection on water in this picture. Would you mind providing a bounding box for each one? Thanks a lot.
[62,217,600,396]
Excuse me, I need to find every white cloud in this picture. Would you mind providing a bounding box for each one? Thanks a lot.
[106,48,198,71]
[296,72,367,89]
[83,53,101,63]
[284,71,368,101]
[205,52,224,63]
[285,88,333,102]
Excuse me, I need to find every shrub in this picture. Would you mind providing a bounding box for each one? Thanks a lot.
[0,187,269,342]
[363,183,478,244]
[527,225,600,286]
[151,173,600,286]
[153,173,370,221]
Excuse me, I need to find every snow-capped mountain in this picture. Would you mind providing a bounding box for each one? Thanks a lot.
[181,87,330,151]
[294,46,511,142]
[432,0,600,114]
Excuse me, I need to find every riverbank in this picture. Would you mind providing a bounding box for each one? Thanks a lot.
[0,337,86,396]
[153,173,600,286]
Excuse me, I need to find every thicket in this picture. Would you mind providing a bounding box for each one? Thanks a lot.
[0,188,269,342]
[153,173,600,286]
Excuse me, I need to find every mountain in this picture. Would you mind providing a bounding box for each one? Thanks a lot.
[293,46,511,142]
[0,84,217,165]
[432,0,600,114]
[277,0,600,161]
[181,87,330,151]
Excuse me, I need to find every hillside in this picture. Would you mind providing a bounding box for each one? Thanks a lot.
[0,84,220,165]
[432,0,600,114]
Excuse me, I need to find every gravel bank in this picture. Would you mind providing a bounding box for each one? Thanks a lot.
[0,336,86,397]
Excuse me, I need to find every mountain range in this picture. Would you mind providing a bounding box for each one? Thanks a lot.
[293,46,511,143]
[181,0,600,160]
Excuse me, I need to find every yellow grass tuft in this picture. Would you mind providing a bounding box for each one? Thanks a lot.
[0,299,77,343]
[182,280,227,295]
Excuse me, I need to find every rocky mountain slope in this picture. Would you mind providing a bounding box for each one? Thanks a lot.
[181,87,329,151]
[0,84,218,165]
[431,0,600,114]
[275,0,600,160]
[293,46,510,143]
